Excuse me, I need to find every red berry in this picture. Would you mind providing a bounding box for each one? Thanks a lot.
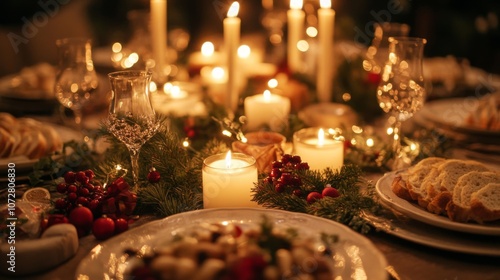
[64,171,76,184]
[147,170,161,183]
[298,162,310,170]
[275,182,286,193]
[291,155,302,164]
[114,218,129,234]
[84,169,95,181]
[306,192,323,204]
[322,187,340,198]
[270,168,281,179]
[79,187,90,197]
[76,196,89,206]
[76,171,89,184]
[67,184,78,193]
[89,199,101,211]
[92,216,116,240]
[67,192,78,202]
[47,214,69,227]
[281,154,292,164]
[55,198,67,210]
[69,205,94,234]
[279,173,292,185]
[85,183,95,192]
[271,161,283,168]
[292,189,303,197]
[56,183,67,193]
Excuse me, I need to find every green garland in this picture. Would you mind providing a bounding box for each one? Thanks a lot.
[252,165,381,234]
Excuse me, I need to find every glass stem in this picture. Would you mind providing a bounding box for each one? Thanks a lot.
[129,148,140,191]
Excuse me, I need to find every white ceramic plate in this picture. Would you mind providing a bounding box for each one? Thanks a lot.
[375,171,500,236]
[75,208,388,280]
[416,98,500,137]
[364,211,500,256]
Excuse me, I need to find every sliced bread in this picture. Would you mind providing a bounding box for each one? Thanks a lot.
[446,171,500,222]
[424,159,490,214]
[470,183,500,223]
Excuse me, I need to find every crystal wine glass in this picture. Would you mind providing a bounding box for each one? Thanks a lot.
[54,38,99,132]
[377,37,427,170]
[105,70,159,190]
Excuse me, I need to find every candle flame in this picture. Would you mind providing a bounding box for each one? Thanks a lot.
[225,150,232,168]
[263,89,272,101]
[237,45,251,58]
[227,2,239,17]
[201,41,214,56]
[212,67,225,80]
[320,0,331,9]
[290,0,303,9]
[317,128,325,147]
[267,78,278,88]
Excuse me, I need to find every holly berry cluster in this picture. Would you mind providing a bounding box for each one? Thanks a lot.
[43,169,138,240]
[264,154,309,197]
[54,170,137,218]
[263,154,341,204]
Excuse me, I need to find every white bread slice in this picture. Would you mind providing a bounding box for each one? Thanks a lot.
[446,171,500,222]
[424,159,490,215]
[470,183,500,223]
[406,157,446,204]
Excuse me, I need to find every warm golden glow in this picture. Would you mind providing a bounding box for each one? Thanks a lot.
[263,89,272,101]
[111,42,122,53]
[237,45,251,58]
[212,67,225,80]
[201,41,215,56]
[290,0,303,9]
[306,26,318,38]
[227,2,239,17]
[317,128,325,147]
[267,79,278,88]
[225,150,232,168]
[320,0,331,9]
[297,40,309,52]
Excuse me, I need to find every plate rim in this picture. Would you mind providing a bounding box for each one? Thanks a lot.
[75,207,388,280]
[375,171,500,236]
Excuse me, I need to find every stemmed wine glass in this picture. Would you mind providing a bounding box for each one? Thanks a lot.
[377,37,427,170]
[105,70,159,190]
[54,38,99,134]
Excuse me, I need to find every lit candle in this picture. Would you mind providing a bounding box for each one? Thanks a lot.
[317,0,335,102]
[151,82,206,116]
[293,127,344,171]
[150,0,167,84]
[244,90,291,131]
[287,0,305,73]
[202,151,259,208]
[224,2,241,113]
[188,41,222,70]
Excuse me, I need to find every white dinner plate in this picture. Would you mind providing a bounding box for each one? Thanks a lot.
[416,97,500,138]
[364,211,500,256]
[75,208,388,280]
[375,171,500,236]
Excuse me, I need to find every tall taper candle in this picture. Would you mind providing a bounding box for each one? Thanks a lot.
[150,0,167,84]
[224,2,241,113]
[287,0,304,74]
[317,0,334,102]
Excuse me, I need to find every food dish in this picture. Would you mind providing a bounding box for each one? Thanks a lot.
[376,171,500,235]
[75,208,388,280]
[0,123,80,180]
[416,98,500,137]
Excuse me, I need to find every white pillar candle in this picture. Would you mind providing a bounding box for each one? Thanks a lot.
[287,0,305,74]
[203,151,259,208]
[317,0,335,102]
[293,127,344,171]
[244,90,291,131]
[224,2,241,113]
[150,0,167,84]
